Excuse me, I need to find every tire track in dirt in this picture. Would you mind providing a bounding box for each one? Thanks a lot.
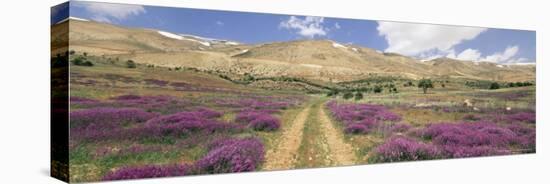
[263,105,311,170]
[294,102,331,168]
[318,101,356,166]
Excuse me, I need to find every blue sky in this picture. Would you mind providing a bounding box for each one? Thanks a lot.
[52,1,536,64]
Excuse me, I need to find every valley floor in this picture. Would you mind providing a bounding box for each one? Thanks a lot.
[62,60,535,182]
[263,99,355,170]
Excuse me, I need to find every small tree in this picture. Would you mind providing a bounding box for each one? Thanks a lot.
[243,73,255,81]
[354,92,363,101]
[489,82,500,90]
[417,79,434,94]
[343,92,354,100]
[326,89,339,97]
[373,86,383,93]
[126,60,136,68]
[71,57,93,66]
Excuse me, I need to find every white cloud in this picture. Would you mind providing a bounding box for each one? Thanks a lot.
[377,21,487,56]
[216,21,224,26]
[334,22,341,29]
[279,16,327,38]
[75,2,146,23]
[506,57,531,64]
[437,45,527,64]
[483,46,519,63]
[457,49,482,61]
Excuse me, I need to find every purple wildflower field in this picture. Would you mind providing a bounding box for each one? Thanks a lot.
[69,94,304,181]
[327,101,402,135]
[103,138,264,180]
[326,100,536,163]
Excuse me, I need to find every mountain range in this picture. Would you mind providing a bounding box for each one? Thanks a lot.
[51,17,535,82]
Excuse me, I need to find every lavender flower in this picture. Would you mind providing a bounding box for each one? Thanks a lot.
[195,138,265,173]
[70,107,158,128]
[373,136,440,162]
[103,164,190,181]
[506,112,536,124]
[248,114,281,131]
[391,123,412,133]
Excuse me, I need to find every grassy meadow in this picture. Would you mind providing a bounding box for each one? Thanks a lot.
[64,53,535,182]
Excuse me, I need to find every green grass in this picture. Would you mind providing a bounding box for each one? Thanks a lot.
[67,54,535,181]
[69,142,207,182]
[295,100,330,168]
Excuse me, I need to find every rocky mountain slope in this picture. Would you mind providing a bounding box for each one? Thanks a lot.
[52,18,535,82]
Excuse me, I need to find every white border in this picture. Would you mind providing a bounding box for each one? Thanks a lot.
[0,0,547,184]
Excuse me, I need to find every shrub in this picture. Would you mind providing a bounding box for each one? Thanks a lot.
[70,96,99,105]
[439,145,510,158]
[372,137,440,162]
[70,107,158,128]
[344,123,369,134]
[145,109,227,134]
[103,165,190,181]
[373,86,383,93]
[234,111,266,124]
[326,89,339,97]
[126,60,137,68]
[376,111,402,122]
[249,114,280,131]
[420,122,522,158]
[113,94,142,100]
[507,123,536,152]
[144,79,169,86]
[506,112,536,123]
[354,92,363,101]
[195,138,265,173]
[489,82,500,90]
[417,79,433,94]
[71,57,93,66]
[343,92,354,100]
[243,73,255,81]
[326,101,401,126]
[391,123,412,133]
[463,114,483,121]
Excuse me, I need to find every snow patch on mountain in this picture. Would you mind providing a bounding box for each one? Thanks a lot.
[180,34,240,46]
[157,31,241,47]
[158,31,183,40]
[226,41,240,46]
[181,37,211,47]
[56,17,89,24]
[300,64,323,68]
[332,42,347,49]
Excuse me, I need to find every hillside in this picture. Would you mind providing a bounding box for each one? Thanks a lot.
[52,19,536,83]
